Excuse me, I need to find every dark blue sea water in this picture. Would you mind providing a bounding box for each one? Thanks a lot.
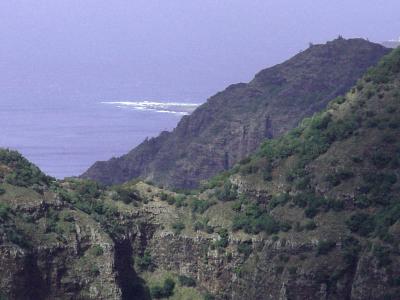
[0,100,198,179]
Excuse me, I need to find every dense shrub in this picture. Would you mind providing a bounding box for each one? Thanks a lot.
[269,193,291,209]
[6,228,31,248]
[0,149,52,188]
[293,192,324,209]
[44,209,61,233]
[5,163,52,188]
[325,198,345,211]
[237,241,252,258]
[341,236,361,266]
[0,203,10,220]
[191,198,215,214]
[172,221,185,235]
[316,240,336,256]
[135,250,153,271]
[73,180,102,199]
[360,171,397,205]
[166,194,176,205]
[280,222,292,232]
[373,244,392,267]
[326,169,354,187]
[150,278,175,299]
[262,162,273,181]
[354,195,371,208]
[304,220,317,231]
[204,293,216,300]
[294,175,312,191]
[304,206,318,218]
[231,200,242,212]
[371,149,392,168]
[288,266,297,275]
[232,203,280,235]
[215,181,238,202]
[366,48,400,84]
[374,203,400,242]
[112,186,139,204]
[159,192,168,201]
[258,106,361,175]
[174,195,187,207]
[178,275,196,287]
[193,218,214,233]
[240,162,259,175]
[203,171,231,190]
[346,213,375,236]
[215,228,229,248]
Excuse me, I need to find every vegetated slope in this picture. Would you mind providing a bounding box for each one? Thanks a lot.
[0,150,122,299]
[82,38,390,189]
[188,46,400,299]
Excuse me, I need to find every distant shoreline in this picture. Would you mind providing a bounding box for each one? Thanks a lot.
[101,100,201,115]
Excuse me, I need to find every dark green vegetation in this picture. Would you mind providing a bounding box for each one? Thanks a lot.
[82,38,390,189]
[1,42,400,300]
[0,149,54,189]
[150,278,175,299]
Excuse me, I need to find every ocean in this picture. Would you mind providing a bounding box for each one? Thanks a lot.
[0,100,199,179]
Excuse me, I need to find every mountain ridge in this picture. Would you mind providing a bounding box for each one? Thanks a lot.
[82,38,390,189]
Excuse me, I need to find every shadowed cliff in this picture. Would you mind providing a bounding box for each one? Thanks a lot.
[82,38,389,189]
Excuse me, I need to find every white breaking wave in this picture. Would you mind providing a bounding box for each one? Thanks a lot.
[101,100,200,115]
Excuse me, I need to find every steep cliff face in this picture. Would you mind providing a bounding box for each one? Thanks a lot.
[0,151,122,300]
[82,38,390,189]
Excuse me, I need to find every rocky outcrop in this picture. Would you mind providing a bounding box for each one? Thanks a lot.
[82,38,390,189]
[0,188,121,300]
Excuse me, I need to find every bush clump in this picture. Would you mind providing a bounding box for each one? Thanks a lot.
[150,278,175,299]
[135,250,154,272]
[316,240,336,256]
[112,186,140,204]
[172,221,185,235]
[0,203,11,220]
[269,193,291,209]
[373,244,392,267]
[178,275,196,287]
[215,181,238,202]
[193,218,214,233]
[232,203,280,235]
[304,220,317,231]
[325,169,354,187]
[237,241,252,258]
[191,198,215,214]
[215,228,229,248]
[174,195,187,207]
[346,213,375,237]
[341,236,361,266]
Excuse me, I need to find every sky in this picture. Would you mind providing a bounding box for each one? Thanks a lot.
[1,0,400,104]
